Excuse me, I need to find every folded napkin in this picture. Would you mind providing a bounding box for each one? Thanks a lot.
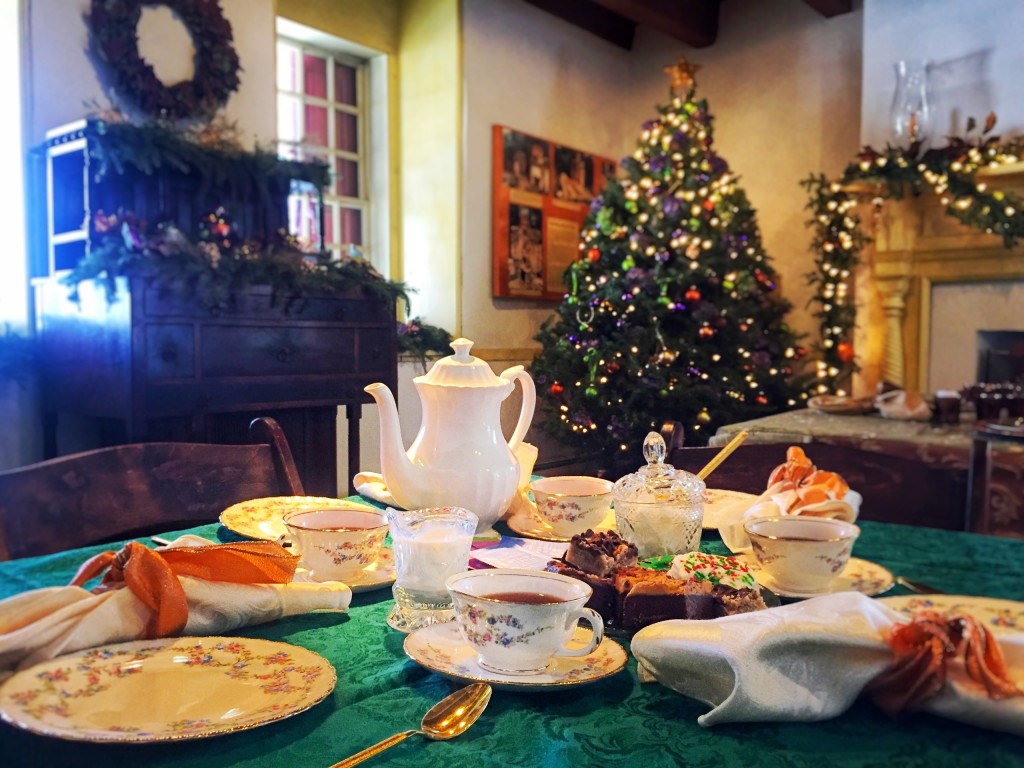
[631,592,1024,736]
[875,389,932,421]
[353,471,397,507]
[720,446,861,552]
[0,537,351,680]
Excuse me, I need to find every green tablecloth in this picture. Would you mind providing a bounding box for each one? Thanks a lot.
[1,521,1023,767]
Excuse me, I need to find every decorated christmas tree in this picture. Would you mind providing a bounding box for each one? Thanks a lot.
[531,59,806,460]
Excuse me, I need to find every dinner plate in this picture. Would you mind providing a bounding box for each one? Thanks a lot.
[734,553,895,599]
[505,501,616,542]
[403,623,627,691]
[702,488,759,530]
[0,636,336,743]
[879,594,1024,635]
[220,495,380,541]
[293,548,396,593]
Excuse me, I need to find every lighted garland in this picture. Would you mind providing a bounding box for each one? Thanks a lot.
[88,0,241,121]
[805,128,1024,394]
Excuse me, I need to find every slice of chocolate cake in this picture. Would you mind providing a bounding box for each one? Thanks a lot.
[614,567,704,629]
[668,552,767,614]
[565,529,638,577]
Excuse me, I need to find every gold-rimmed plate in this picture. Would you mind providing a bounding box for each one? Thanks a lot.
[505,501,616,543]
[293,548,396,593]
[734,553,895,599]
[404,623,627,691]
[0,637,336,743]
[220,495,380,541]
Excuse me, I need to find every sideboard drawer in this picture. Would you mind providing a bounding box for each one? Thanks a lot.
[197,325,358,378]
[143,287,389,324]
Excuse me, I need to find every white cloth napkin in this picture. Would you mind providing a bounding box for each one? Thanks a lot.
[720,488,862,552]
[631,592,1024,736]
[353,471,397,507]
[0,537,351,680]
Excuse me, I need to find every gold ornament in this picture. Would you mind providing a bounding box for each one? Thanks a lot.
[664,57,701,94]
[696,409,711,424]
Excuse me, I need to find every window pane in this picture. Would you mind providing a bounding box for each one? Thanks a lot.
[303,53,327,98]
[277,42,300,93]
[335,111,358,153]
[335,158,359,197]
[277,94,302,143]
[287,184,321,253]
[335,62,357,105]
[304,104,328,146]
[323,202,335,245]
[277,141,301,161]
[340,207,363,246]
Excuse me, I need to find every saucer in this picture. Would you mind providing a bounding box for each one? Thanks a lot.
[505,502,616,542]
[220,496,380,541]
[734,553,894,599]
[702,489,759,530]
[403,623,627,691]
[293,549,395,593]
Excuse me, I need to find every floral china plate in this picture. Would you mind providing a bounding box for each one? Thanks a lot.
[734,553,895,599]
[0,637,336,743]
[879,594,1024,634]
[220,496,380,541]
[701,489,759,530]
[403,623,627,691]
[505,501,616,543]
[293,548,396,593]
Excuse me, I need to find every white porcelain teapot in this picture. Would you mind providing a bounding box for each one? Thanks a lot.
[364,338,536,532]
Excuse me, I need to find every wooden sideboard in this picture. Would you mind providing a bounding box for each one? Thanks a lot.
[34,277,397,497]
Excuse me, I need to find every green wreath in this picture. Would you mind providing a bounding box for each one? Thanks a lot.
[88,0,241,121]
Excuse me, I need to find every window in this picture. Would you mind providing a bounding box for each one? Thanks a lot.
[276,37,369,262]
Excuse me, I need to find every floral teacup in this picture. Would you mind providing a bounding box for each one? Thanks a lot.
[744,515,860,594]
[282,506,388,582]
[529,475,613,536]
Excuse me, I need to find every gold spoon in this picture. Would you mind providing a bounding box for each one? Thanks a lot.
[329,683,493,768]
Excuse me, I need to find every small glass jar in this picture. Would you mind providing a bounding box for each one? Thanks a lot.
[612,432,706,558]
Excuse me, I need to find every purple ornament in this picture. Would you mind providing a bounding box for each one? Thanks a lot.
[662,197,682,218]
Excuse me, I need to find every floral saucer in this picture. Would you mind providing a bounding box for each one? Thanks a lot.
[403,623,627,691]
[735,553,895,599]
[505,501,616,542]
[0,637,335,743]
[293,548,396,593]
[219,496,380,541]
[879,594,1024,634]
[701,488,759,530]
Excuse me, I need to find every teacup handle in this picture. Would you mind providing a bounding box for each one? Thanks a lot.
[556,607,604,657]
[277,533,300,555]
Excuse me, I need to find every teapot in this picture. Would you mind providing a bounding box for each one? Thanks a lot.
[365,338,536,532]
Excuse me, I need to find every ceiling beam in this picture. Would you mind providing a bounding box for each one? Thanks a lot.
[522,0,637,50]
[590,0,722,48]
[802,0,854,18]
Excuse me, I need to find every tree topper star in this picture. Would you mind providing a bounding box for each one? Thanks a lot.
[664,57,701,94]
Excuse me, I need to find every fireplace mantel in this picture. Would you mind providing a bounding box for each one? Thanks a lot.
[853,162,1024,394]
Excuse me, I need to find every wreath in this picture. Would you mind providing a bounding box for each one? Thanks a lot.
[87,0,241,121]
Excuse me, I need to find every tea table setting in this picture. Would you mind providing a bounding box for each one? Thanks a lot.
[2,339,1024,766]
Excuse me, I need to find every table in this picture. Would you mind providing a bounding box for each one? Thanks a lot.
[1,520,1023,767]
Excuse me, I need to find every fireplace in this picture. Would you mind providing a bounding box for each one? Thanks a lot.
[853,163,1024,395]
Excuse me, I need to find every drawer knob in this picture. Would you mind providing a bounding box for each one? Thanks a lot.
[334,308,347,320]
[276,347,295,363]
[159,342,178,363]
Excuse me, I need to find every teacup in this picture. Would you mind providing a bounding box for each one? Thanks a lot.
[446,568,604,675]
[529,475,614,536]
[743,515,860,594]
[282,506,389,582]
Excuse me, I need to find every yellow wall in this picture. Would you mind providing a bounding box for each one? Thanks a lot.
[276,0,400,53]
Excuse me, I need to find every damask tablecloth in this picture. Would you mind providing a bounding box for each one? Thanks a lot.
[1,521,1022,767]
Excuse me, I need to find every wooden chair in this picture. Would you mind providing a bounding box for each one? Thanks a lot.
[0,417,305,561]
[660,421,969,530]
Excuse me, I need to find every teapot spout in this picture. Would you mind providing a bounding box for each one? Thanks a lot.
[364,382,419,508]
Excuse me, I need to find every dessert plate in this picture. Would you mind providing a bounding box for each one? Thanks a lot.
[220,495,380,541]
[293,548,396,593]
[735,553,895,599]
[0,636,336,743]
[702,489,759,530]
[505,501,616,543]
[879,594,1024,635]
[404,623,627,691]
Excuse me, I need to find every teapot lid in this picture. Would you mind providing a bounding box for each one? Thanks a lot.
[415,338,508,387]
[612,432,704,505]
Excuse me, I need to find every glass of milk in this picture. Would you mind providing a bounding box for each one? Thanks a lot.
[386,506,478,633]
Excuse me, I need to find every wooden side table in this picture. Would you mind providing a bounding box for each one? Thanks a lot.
[968,426,1024,534]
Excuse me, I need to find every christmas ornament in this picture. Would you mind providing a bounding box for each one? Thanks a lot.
[837,341,855,364]
[696,409,711,424]
[684,287,702,302]
[663,57,701,94]
[549,382,564,395]
[587,247,601,262]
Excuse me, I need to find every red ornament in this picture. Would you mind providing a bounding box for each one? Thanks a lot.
[698,326,715,339]
[607,361,621,373]
[837,341,855,364]
[587,248,601,262]
[702,198,715,211]
[684,287,702,302]
[549,382,564,395]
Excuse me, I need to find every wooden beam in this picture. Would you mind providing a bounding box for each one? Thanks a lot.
[802,0,854,18]
[590,0,721,48]
[522,0,637,50]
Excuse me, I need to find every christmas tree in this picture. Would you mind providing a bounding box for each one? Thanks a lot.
[531,59,806,460]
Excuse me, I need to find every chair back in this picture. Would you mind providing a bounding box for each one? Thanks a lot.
[0,417,304,560]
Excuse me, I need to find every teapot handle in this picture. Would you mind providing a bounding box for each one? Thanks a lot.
[500,365,536,452]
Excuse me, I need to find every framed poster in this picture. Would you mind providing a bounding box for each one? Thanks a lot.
[492,126,615,300]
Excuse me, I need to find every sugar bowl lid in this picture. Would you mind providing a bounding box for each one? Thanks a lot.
[415,338,508,388]
[612,431,705,504]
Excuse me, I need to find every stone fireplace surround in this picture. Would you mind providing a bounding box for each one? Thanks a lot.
[852,162,1024,396]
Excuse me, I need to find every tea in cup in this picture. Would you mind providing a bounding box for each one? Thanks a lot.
[743,515,860,594]
[282,506,389,582]
[529,475,614,536]
[446,568,604,675]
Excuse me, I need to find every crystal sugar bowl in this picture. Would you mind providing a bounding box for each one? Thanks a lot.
[612,432,706,559]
